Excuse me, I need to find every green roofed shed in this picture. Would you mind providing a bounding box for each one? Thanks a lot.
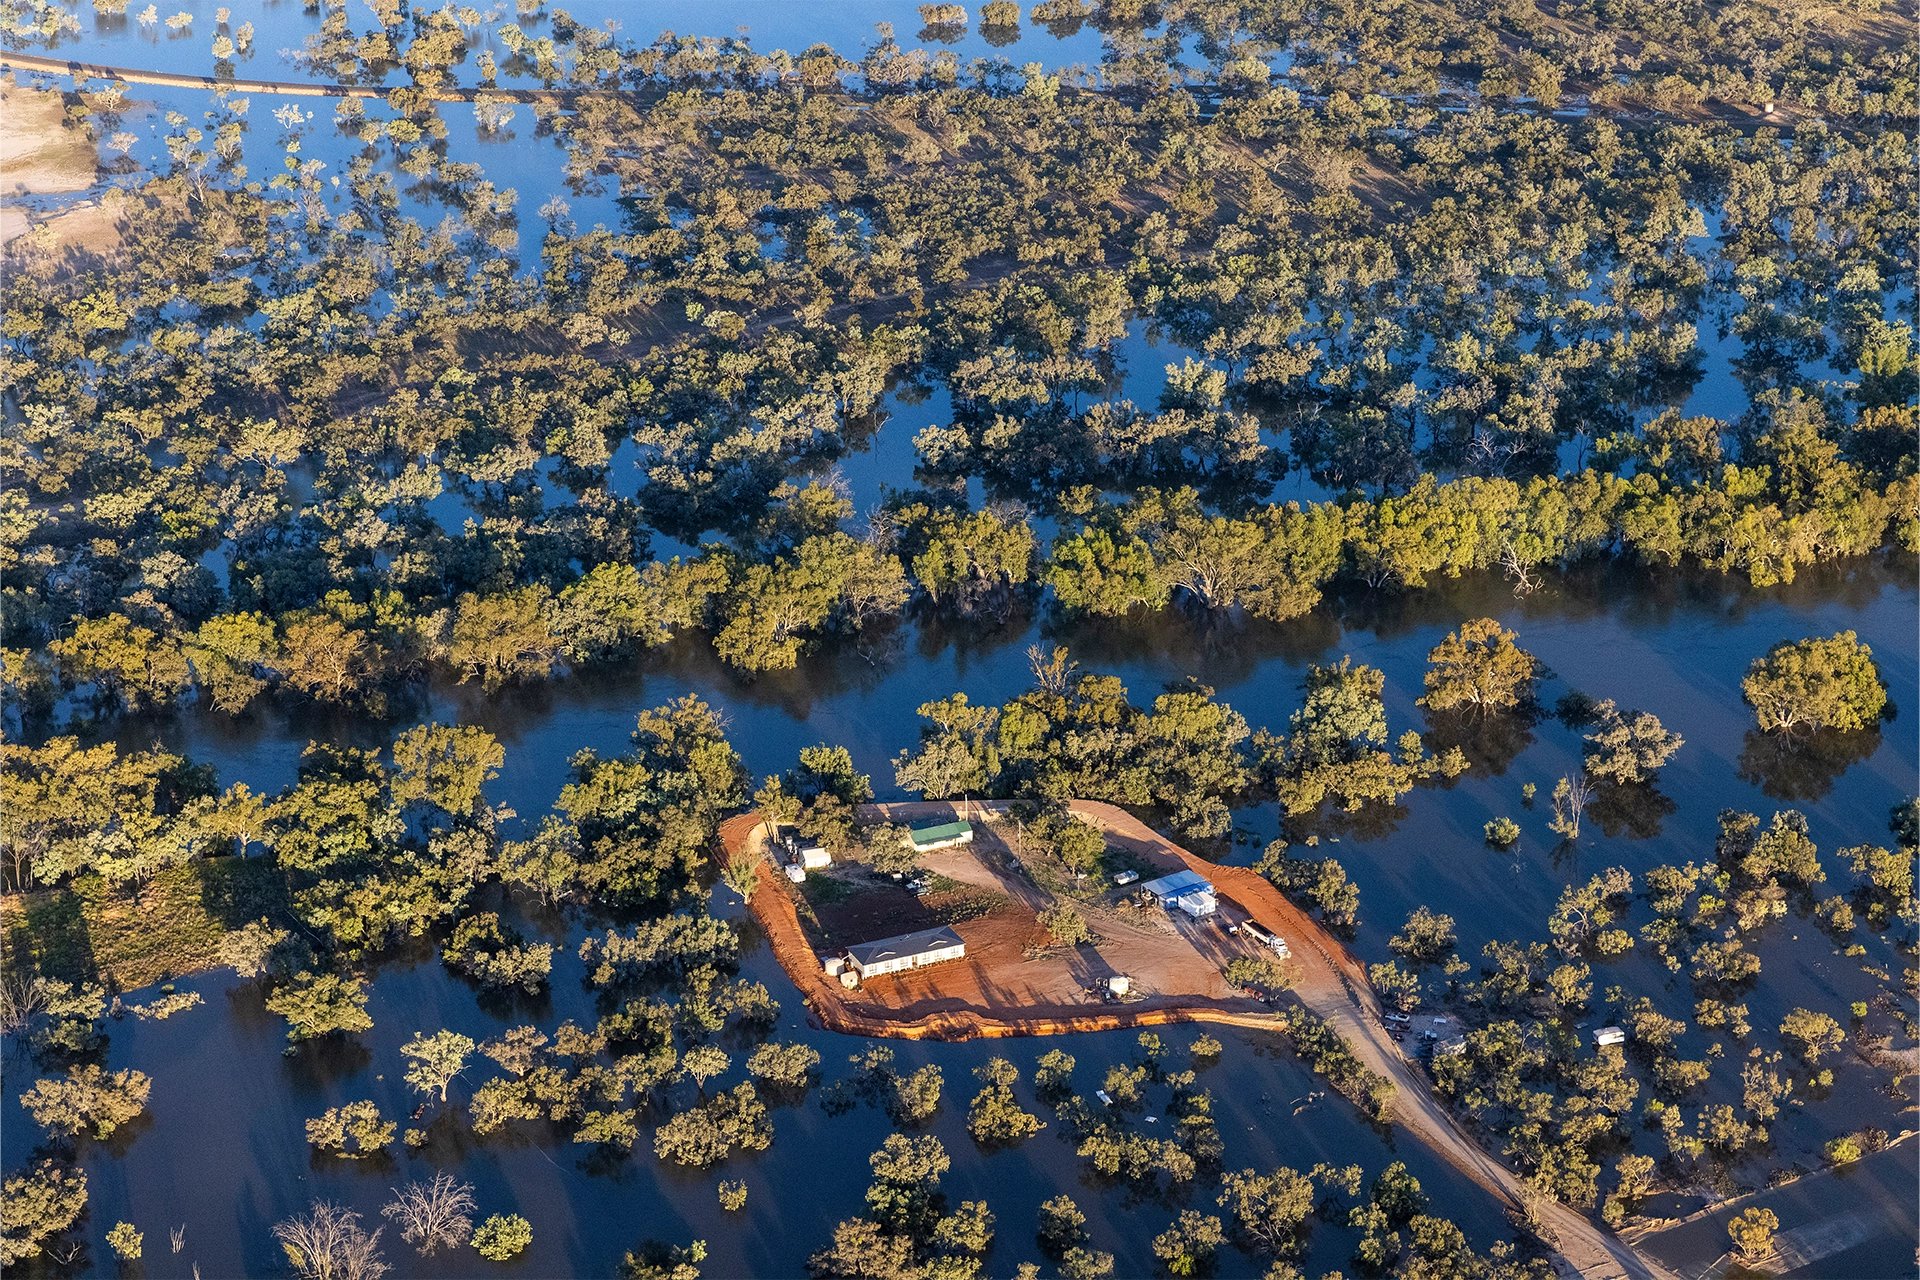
[907,819,974,852]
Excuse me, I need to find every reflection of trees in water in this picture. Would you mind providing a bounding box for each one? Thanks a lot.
[1279,799,1410,845]
[281,1032,373,1090]
[1420,707,1538,778]
[1323,551,1912,645]
[1585,780,1677,840]
[1044,599,1344,685]
[1736,726,1883,803]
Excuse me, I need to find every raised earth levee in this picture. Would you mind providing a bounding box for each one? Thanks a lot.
[717,799,1676,1280]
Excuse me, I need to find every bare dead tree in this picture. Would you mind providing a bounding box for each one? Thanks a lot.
[272,1202,388,1280]
[1549,774,1595,841]
[380,1173,475,1255]
[1499,541,1541,596]
[0,970,46,1038]
[1027,643,1077,695]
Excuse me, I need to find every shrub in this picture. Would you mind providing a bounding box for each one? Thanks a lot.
[1484,817,1521,847]
[473,1213,533,1262]
[1225,955,1292,993]
[1727,1207,1778,1260]
[967,1058,1043,1143]
[1039,902,1093,947]
[106,1222,142,1261]
[1824,1135,1861,1165]
[746,1041,820,1089]
[307,1101,395,1160]
[1778,1008,1845,1063]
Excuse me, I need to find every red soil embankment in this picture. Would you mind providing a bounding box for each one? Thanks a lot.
[717,811,1279,1041]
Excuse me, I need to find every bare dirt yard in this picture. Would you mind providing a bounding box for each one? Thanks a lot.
[726,805,1281,1033]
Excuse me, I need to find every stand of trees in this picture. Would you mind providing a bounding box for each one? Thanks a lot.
[3,4,1913,729]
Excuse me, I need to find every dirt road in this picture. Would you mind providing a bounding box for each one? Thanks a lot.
[1062,800,1679,1280]
[1,49,571,102]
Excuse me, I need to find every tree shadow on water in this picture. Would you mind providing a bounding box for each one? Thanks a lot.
[1735,725,1884,803]
[1586,781,1677,840]
[1420,707,1538,778]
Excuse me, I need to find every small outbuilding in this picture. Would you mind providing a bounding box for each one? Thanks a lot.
[1139,868,1217,917]
[846,925,967,979]
[908,820,974,853]
[1592,1026,1627,1048]
[786,835,832,870]
[1434,1035,1468,1058]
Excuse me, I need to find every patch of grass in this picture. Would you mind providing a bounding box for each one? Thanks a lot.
[923,885,1009,925]
[1011,837,1155,903]
[1,857,288,991]
[799,872,863,906]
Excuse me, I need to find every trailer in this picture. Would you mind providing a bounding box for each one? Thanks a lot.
[1242,920,1291,958]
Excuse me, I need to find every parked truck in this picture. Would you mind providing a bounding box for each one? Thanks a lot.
[1242,920,1291,958]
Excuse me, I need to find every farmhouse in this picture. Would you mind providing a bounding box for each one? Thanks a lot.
[845,925,967,979]
[1139,868,1217,918]
[907,819,974,852]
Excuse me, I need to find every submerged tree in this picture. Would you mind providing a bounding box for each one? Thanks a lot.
[381,1173,476,1255]
[0,1160,88,1267]
[273,1201,390,1280]
[1419,618,1546,714]
[1742,632,1887,734]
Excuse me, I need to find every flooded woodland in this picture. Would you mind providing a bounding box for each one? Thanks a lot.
[0,1,1914,1277]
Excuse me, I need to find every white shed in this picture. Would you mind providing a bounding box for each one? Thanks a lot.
[846,926,967,979]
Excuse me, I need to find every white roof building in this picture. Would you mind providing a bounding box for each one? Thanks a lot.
[845,926,966,979]
[1140,869,1216,916]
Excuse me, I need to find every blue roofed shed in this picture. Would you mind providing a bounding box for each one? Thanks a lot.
[1139,869,1212,899]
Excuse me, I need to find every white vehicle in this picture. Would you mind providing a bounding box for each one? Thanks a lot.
[1095,1089,1114,1105]
[1243,920,1291,958]
[1113,870,1140,886]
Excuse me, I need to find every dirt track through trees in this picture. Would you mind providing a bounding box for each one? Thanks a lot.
[721,801,1675,1280]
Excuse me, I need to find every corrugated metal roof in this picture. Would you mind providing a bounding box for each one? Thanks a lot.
[907,820,973,843]
[846,925,966,965]
[1140,869,1212,898]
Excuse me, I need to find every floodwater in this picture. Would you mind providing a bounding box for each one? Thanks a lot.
[3,903,1526,1278]
[7,5,1918,1278]
[79,549,1918,1279]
